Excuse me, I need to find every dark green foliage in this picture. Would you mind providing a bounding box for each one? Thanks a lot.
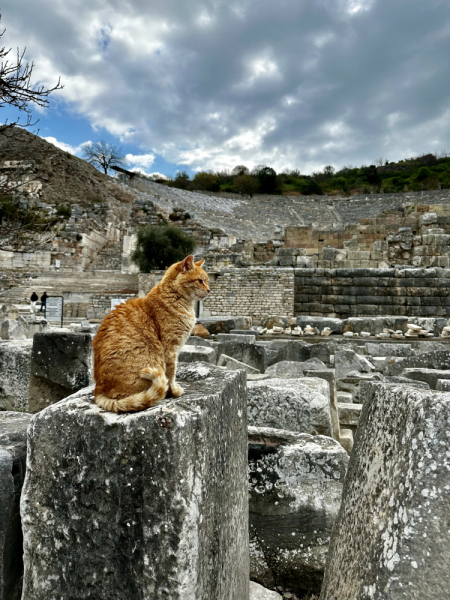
[233,174,259,197]
[254,165,277,194]
[56,204,71,219]
[131,225,195,272]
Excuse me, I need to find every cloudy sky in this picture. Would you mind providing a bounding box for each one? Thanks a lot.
[3,0,450,176]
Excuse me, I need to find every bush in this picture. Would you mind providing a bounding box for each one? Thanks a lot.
[131,225,196,272]
[56,205,71,219]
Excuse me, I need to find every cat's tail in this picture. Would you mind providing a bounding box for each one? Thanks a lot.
[95,368,168,413]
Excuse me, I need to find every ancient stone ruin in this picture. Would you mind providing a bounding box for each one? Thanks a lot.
[1,130,450,598]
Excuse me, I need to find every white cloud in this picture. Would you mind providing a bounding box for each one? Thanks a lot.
[43,136,88,155]
[5,0,450,174]
[125,153,156,169]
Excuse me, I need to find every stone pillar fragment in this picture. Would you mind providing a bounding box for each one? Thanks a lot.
[21,363,249,600]
[320,382,450,599]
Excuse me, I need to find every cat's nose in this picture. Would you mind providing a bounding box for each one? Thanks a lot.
[206,288,211,294]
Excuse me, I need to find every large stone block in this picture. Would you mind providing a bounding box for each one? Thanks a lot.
[343,317,408,335]
[218,341,267,372]
[365,342,412,358]
[320,382,450,599]
[0,340,32,411]
[217,333,256,344]
[249,427,348,595]
[0,318,26,341]
[21,364,249,600]
[402,368,450,390]
[387,349,450,377]
[178,344,216,364]
[247,377,333,436]
[265,358,327,379]
[0,412,32,600]
[335,349,374,382]
[28,331,93,413]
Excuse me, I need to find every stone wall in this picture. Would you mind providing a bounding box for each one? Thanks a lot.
[202,268,295,320]
[87,292,137,320]
[294,267,450,318]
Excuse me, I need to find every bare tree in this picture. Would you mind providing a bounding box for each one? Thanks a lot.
[82,140,126,175]
[0,16,63,129]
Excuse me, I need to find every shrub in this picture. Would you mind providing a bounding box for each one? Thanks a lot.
[56,205,72,219]
[131,225,195,272]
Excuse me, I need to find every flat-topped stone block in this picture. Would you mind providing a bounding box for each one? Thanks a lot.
[0,340,32,411]
[21,364,249,600]
[320,382,450,599]
[217,333,256,344]
[178,344,216,363]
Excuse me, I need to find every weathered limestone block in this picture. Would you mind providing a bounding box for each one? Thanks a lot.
[0,318,26,341]
[218,341,267,372]
[186,336,213,348]
[0,340,32,411]
[0,304,19,320]
[21,364,249,600]
[217,333,256,344]
[0,412,32,600]
[249,427,348,595]
[265,358,327,379]
[382,376,430,390]
[338,403,362,428]
[28,331,93,413]
[247,377,333,436]
[365,342,412,357]
[387,349,450,377]
[218,354,260,374]
[178,344,216,364]
[320,382,450,599]
[402,368,450,390]
[343,317,408,335]
[249,581,281,599]
[436,379,450,391]
[335,349,374,382]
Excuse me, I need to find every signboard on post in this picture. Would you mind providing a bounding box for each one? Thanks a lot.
[45,296,64,328]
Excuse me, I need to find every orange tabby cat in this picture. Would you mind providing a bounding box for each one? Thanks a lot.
[93,255,210,413]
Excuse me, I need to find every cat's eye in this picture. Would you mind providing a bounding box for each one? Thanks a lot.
[198,279,204,284]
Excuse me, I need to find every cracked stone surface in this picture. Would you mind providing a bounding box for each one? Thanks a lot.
[248,427,348,595]
[21,363,248,600]
[320,382,450,600]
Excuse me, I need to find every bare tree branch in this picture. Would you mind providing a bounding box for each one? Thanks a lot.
[0,15,63,129]
[82,140,126,175]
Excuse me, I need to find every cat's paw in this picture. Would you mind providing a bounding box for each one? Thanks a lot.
[170,383,184,397]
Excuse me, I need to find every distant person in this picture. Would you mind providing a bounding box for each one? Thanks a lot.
[40,291,48,313]
[30,292,38,314]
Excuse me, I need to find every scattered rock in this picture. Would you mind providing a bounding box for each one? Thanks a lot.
[249,581,282,599]
[265,358,327,379]
[178,344,216,364]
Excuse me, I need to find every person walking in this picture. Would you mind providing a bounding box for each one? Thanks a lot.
[30,292,38,314]
[40,291,48,313]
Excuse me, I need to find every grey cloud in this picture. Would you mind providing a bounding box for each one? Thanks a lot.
[5,0,450,171]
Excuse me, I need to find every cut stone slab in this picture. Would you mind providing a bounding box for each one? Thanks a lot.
[343,317,408,335]
[386,349,450,376]
[264,358,327,379]
[28,331,94,414]
[217,333,256,344]
[218,354,260,374]
[262,340,311,366]
[338,403,362,427]
[338,372,384,402]
[0,340,32,411]
[0,412,32,600]
[296,316,343,334]
[402,368,450,390]
[320,382,450,599]
[218,342,267,372]
[247,378,333,436]
[335,349,374,382]
[249,581,281,599]
[21,364,249,600]
[231,329,261,336]
[249,427,348,595]
[186,336,213,347]
[365,342,412,358]
[336,391,353,403]
[178,344,216,364]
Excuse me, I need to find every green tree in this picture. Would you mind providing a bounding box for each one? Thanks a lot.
[233,174,259,197]
[192,171,220,191]
[253,165,277,194]
[131,225,195,271]
[171,171,191,189]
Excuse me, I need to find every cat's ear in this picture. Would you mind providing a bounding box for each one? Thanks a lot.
[195,259,205,267]
[181,255,195,272]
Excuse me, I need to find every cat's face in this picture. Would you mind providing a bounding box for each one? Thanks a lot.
[174,255,210,300]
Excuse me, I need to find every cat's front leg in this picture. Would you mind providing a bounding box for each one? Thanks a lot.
[165,351,184,397]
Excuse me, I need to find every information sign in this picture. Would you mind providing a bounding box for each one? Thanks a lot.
[45,296,64,327]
